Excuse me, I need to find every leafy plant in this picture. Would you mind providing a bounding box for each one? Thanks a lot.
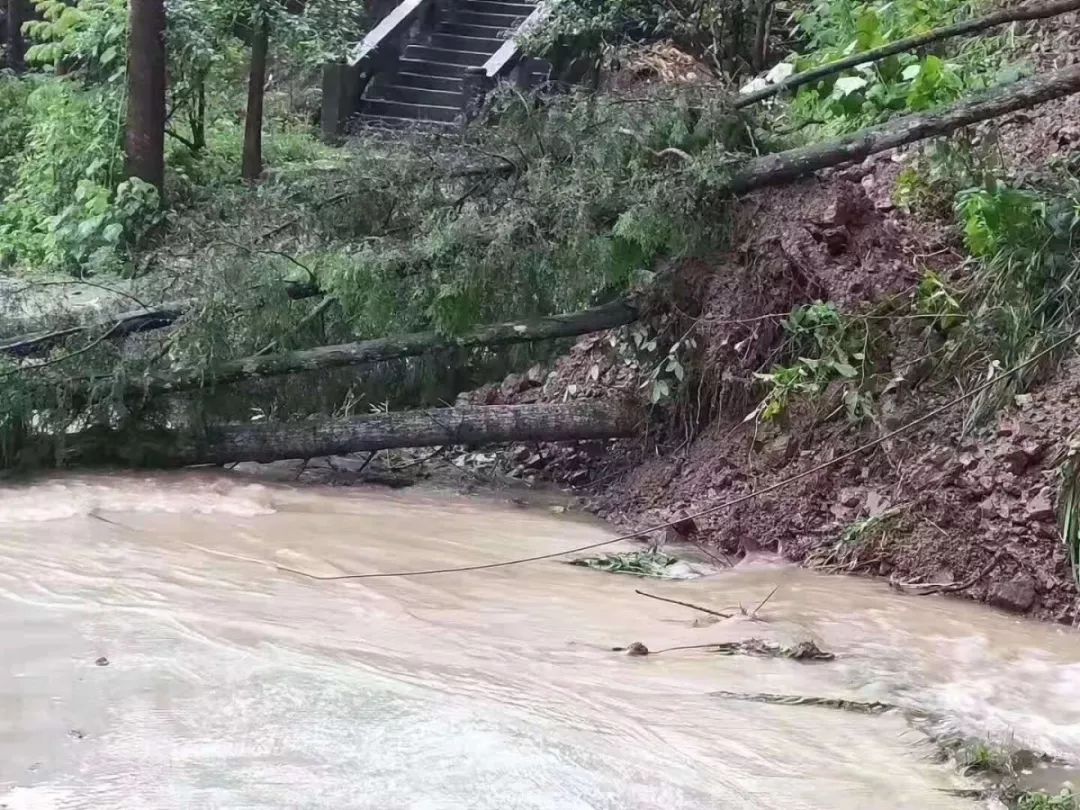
[1017,790,1079,810]
[24,0,128,81]
[915,271,965,331]
[750,302,872,422]
[786,0,1020,132]
[948,182,1080,422]
[895,135,998,220]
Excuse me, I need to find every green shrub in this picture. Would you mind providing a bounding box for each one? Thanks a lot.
[0,80,160,273]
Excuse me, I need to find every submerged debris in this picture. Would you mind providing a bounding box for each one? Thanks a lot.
[710,690,895,714]
[568,551,681,578]
[613,638,835,660]
[713,639,835,661]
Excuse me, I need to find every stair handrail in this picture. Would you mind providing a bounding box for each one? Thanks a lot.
[461,2,549,123]
[480,2,548,79]
[321,0,438,138]
[347,0,430,67]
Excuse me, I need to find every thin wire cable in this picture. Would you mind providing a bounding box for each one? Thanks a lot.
[275,327,1080,582]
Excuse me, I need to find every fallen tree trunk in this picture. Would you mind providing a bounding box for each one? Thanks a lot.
[0,280,320,358]
[22,67,1080,398]
[82,299,639,400]
[729,63,1080,193]
[65,401,639,467]
[736,0,1080,108]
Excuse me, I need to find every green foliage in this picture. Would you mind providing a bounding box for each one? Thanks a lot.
[0,77,34,192]
[951,181,1080,419]
[894,136,997,219]
[915,271,964,331]
[0,79,161,273]
[24,0,127,80]
[318,89,747,337]
[786,0,1021,132]
[1017,790,1079,810]
[528,0,767,75]
[751,302,873,422]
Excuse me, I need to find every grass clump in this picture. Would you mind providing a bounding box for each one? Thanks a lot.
[1016,790,1080,810]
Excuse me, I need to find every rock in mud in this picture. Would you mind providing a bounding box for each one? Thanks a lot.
[989,573,1037,613]
[1024,488,1056,522]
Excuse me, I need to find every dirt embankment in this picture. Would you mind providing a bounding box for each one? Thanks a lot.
[466,92,1080,623]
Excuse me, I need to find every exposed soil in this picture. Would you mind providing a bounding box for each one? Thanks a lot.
[464,81,1080,624]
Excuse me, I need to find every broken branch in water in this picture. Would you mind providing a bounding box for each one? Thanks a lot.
[748,585,779,618]
[890,549,1005,595]
[634,589,733,618]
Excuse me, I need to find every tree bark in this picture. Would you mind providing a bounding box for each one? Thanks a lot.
[5,0,25,73]
[124,0,167,192]
[735,0,1080,108]
[83,299,639,398]
[191,69,207,152]
[241,12,270,181]
[729,63,1080,193]
[0,280,321,358]
[64,401,640,467]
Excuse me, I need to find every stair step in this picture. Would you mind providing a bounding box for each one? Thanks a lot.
[403,45,490,67]
[395,57,469,78]
[429,32,505,52]
[458,0,536,15]
[362,98,461,123]
[455,10,525,28]
[375,84,462,106]
[437,22,511,38]
[394,71,464,92]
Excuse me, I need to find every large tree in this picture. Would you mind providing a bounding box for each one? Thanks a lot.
[241,8,270,180]
[4,0,26,72]
[124,0,167,192]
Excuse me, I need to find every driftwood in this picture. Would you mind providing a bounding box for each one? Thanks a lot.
[0,280,320,358]
[889,549,1005,595]
[736,0,1080,108]
[634,589,734,618]
[730,63,1080,193]
[63,400,639,467]
[75,299,639,400]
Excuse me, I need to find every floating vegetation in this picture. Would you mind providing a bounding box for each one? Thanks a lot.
[567,551,682,578]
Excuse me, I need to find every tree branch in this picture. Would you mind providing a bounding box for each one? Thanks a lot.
[735,0,1080,108]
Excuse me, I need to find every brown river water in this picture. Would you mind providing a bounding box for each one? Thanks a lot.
[1,472,1079,808]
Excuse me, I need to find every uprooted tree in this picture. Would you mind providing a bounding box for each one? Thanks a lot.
[4,0,1080,470]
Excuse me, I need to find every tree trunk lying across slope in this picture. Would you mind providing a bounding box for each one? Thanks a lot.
[735,0,1080,108]
[729,63,1080,193]
[65,401,639,467]
[0,281,320,358]
[85,299,639,400]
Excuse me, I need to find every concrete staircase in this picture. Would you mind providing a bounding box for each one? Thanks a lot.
[356,0,539,129]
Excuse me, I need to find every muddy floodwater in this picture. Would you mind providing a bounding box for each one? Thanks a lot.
[1,473,1079,808]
